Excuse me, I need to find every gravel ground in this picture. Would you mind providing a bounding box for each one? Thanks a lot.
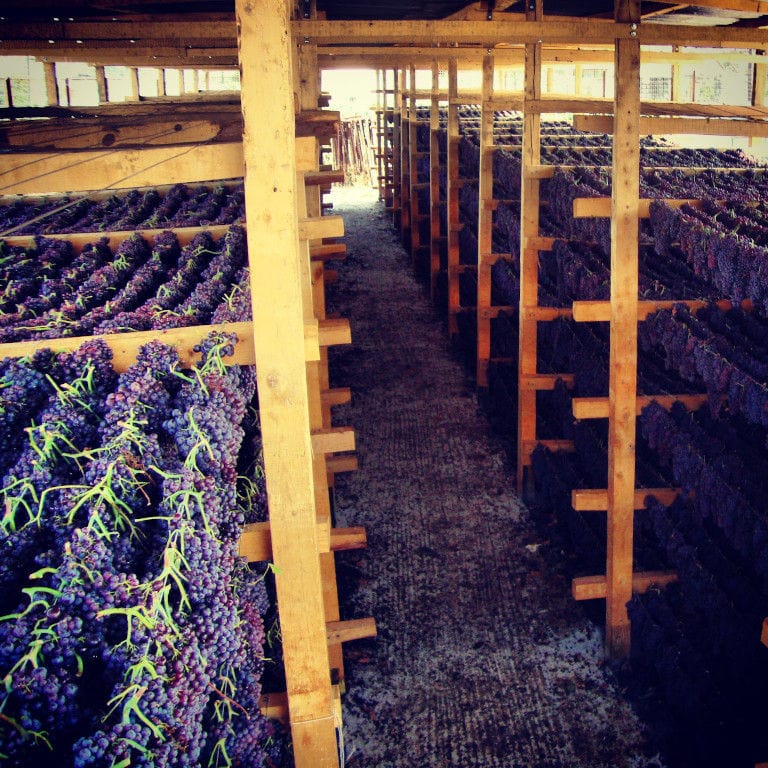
[327,186,665,768]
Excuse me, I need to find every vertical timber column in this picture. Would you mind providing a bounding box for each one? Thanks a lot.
[752,51,766,151]
[400,68,411,248]
[476,53,494,387]
[42,62,59,106]
[670,46,681,103]
[516,0,542,490]
[235,0,338,764]
[429,60,441,302]
[606,2,641,659]
[376,69,385,201]
[409,64,420,259]
[392,69,403,229]
[447,58,460,337]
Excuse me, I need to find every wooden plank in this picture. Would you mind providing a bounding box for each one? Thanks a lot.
[325,617,377,645]
[762,617,768,648]
[236,0,337,762]
[0,321,255,372]
[572,394,708,419]
[318,317,352,347]
[311,426,356,455]
[239,523,366,563]
[572,487,680,511]
[572,570,678,601]
[572,197,701,218]
[520,373,574,390]
[517,7,543,490]
[572,297,741,322]
[299,215,344,240]
[408,64,420,259]
[0,142,245,195]
[522,306,572,321]
[305,169,345,186]
[521,439,575,455]
[605,23,641,658]
[326,454,359,475]
[576,114,768,137]
[476,52,495,387]
[321,387,352,407]
[310,243,347,260]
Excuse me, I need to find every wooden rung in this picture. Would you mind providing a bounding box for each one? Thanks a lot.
[259,691,289,722]
[522,306,572,321]
[572,197,702,219]
[326,617,377,645]
[238,522,365,562]
[305,169,345,186]
[572,394,708,420]
[762,617,768,648]
[571,487,680,512]
[448,263,477,277]
[524,236,557,250]
[311,426,356,455]
[0,320,255,372]
[572,571,678,601]
[521,439,575,455]
[321,387,352,407]
[520,373,574,390]
[318,317,352,347]
[572,297,744,322]
[487,252,515,264]
[299,214,344,240]
[480,305,516,319]
[411,182,430,189]
[326,454,359,475]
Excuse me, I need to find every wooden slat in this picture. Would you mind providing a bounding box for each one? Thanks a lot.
[318,317,352,347]
[576,114,768,138]
[572,197,701,219]
[304,169,345,186]
[239,523,366,562]
[311,426,356,455]
[0,142,245,195]
[572,297,742,322]
[572,487,680,511]
[325,617,377,645]
[326,454,359,475]
[762,617,768,648]
[521,438,575,455]
[572,394,708,419]
[310,243,347,261]
[0,321,255,372]
[520,373,574,390]
[299,214,344,240]
[321,387,352,408]
[522,306,572,321]
[572,570,678,601]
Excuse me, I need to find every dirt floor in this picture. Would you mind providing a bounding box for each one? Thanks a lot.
[326,187,667,768]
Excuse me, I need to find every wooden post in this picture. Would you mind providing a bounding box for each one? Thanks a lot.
[400,68,411,247]
[95,65,108,104]
[235,0,338,764]
[517,0,543,489]
[670,46,681,103]
[429,60,441,302]
[408,64,420,260]
[3,79,12,110]
[476,53,494,386]
[447,58,460,338]
[42,62,59,106]
[752,51,766,149]
[125,67,140,102]
[606,0,641,659]
[574,62,583,96]
[392,68,403,229]
[189,68,199,93]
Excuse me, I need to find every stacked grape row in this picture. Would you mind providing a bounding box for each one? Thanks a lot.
[405,108,768,766]
[0,183,245,236]
[0,226,247,343]
[0,332,283,767]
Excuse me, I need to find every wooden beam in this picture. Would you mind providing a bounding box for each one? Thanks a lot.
[572,487,680,511]
[239,523,366,562]
[0,142,244,195]
[429,60,442,303]
[447,58,461,338]
[572,197,701,218]
[572,570,678,601]
[576,114,768,137]
[236,0,337,764]
[572,394,708,419]
[325,617,377,645]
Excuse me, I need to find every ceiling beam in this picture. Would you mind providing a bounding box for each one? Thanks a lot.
[293,18,768,48]
[650,0,768,11]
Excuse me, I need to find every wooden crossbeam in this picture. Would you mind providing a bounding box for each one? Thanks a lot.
[239,523,367,562]
[572,298,747,322]
[326,454,359,476]
[572,394,708,420]
[571,487,680,511]
[311,426,356,455]
[520,373,574,390]
[572,197,701,218]
[299,214,344,240]
[576,114,768,137]
[521,306,573,321]
[572,570,678,601]
[310,243,347,261]
[325,617,377,645]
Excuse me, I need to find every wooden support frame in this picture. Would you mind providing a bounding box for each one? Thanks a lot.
[516,0,543,489]
[604,3,641,660]
[446,58,461,339]
[391,68,403,226]
[408,64,421,259]
[476,52,494,387]
[429,60,442,302]
[236,0,338,764]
